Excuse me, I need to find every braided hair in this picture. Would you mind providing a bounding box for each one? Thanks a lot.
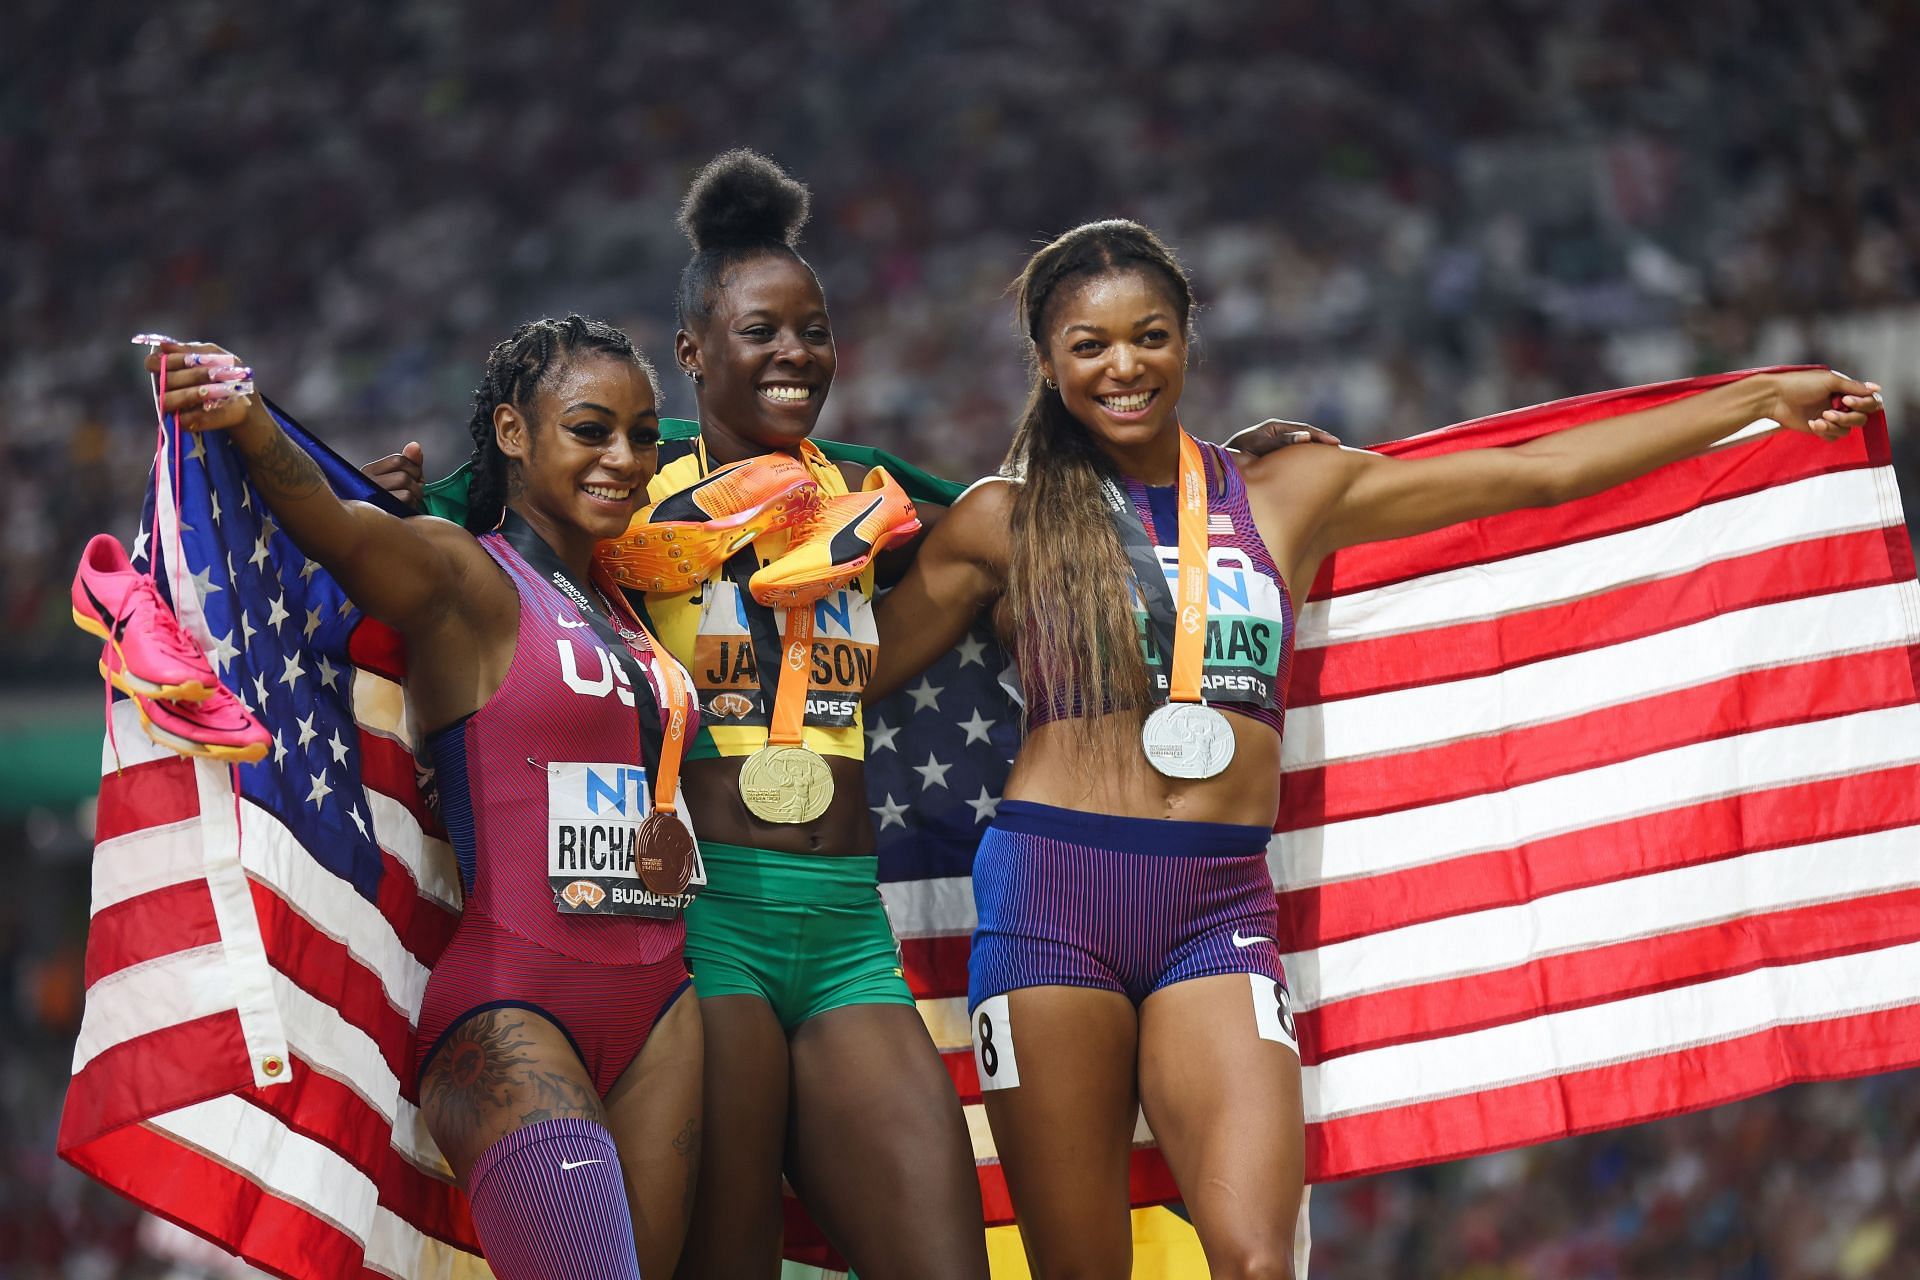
[1001,220,1197,739]
[675,149,816,328]
[462,315,660,532]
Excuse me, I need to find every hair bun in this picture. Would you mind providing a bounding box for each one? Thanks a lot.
[677,149,811,253]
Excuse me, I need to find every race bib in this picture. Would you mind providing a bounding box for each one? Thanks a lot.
[547,761,705,919]
[1137,546,1288,708]
[692,581,876,728]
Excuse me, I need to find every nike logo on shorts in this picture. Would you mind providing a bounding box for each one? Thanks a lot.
[556,612,590,629]
[1231,929,1273,948]
[558,1158,605,1171]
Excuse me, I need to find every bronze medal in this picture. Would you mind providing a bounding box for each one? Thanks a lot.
[635,811,697,896]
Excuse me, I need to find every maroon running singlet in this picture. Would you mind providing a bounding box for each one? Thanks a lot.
[414,532,694,1096]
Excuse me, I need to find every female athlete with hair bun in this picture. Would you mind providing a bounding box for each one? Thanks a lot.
[872,219,1880,1277]
[617,150,987,1279]
[145,317,706,1279]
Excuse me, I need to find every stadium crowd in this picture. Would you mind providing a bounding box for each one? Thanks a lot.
[6,0,1920,1274]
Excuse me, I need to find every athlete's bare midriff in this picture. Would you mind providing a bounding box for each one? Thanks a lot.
[1003,712,1283,827]
[682,754,877,856]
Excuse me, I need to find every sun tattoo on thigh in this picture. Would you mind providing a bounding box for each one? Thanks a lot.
[422,1009,604,1145]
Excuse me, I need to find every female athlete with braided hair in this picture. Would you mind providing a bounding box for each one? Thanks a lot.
[144,317,704,1280]
[872,219,1880,1278]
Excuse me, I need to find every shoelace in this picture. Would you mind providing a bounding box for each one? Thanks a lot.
[116,574,220,668]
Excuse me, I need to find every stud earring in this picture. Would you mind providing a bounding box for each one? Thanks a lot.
[1043,378,1057,390]
[683,367,703,385]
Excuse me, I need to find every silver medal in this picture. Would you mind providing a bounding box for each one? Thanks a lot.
[1140,702,1236,780]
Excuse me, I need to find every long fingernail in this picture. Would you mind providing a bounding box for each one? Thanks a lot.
[209,366,253,382]
[131,332,176,346]
[185,352,239,369]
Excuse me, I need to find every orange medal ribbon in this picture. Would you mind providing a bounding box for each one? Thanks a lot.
[768,602,815,747]
[1168,429,1210,705]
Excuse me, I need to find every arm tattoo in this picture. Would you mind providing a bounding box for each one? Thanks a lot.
[421,1009,605,1149]
[246,428,328,501]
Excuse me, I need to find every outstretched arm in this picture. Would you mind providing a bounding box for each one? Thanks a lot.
[868,478,1012,700]
[148,342,483,636]
[1288,369,1880,563]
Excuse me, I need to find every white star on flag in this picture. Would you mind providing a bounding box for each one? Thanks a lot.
[866,716,901,753]
[266,593,290,633]
[271,732,287,766]
[129,528,149,564]
[240,610,257,645]
[908,678,944,712]
[348,804,368,838]
[958,709,996,746]
[251,672,272,711]
[912,752,953,791]
[304,606,324,641]
[206,629,240,675]
[870,793,909,831]
[955,634,987,668]
[305,771,332,808]
[249,529,273,571]
[317,655,340,691]
[965,786,1000,824]
[279,652,306,693]
[296,713,318,749]
[188,564,221,598]
[328,731,350,766]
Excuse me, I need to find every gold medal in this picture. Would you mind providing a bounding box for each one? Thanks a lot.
[736,598,836,823]
[738,743,836,824]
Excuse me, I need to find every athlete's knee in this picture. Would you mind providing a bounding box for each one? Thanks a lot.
[1206,1247,1294,1280]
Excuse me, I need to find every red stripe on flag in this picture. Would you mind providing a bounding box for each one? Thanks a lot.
[1308,999,1920,1182]
[84,881,220,985]
[94,755,198,840]
[248,884,418,1084]
[900,933,972,1001]
[348,618,408,683]
[1285,648,1918,828]
[61,1119,377,1280]
[1276,764,1920,948]
[359,730,437,837]
[1312,406,1861,600]
[1294,530,1901,704]
[242,1058,480,1251]
[1299,886,1920,1064]
[376,848,459,970]
[58,1013,253,1153]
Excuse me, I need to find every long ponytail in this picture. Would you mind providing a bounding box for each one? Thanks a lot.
[1002,220,1197,740]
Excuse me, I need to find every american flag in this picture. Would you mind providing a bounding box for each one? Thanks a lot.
[61,373,1920,1277]
[57,406,487,1279]
[864,369,1920,1239]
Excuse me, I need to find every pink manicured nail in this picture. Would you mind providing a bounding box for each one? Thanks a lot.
[185,352,240,369]
[209,366,253,382]
[131,333,176,346]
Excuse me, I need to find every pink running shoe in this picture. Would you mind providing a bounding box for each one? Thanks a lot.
[123,678,271,764]
[72,533,220,701]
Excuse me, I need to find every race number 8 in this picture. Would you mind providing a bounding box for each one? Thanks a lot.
[972,993,1020,1090]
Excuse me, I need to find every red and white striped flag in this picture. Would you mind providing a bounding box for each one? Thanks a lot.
[57,410,489,1279]
[881,368,1920,1219]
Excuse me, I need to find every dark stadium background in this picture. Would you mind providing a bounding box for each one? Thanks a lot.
[4,1,1916,1274]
